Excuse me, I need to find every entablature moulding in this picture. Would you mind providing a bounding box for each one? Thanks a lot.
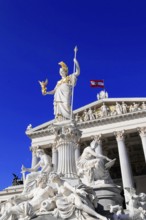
[26,98,146,148]
[29,117,146,149]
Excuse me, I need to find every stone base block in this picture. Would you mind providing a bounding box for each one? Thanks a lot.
[94,184,123,211]
[32,214,61,220]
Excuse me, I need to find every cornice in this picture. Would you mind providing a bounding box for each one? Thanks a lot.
[26,98,146,136]
[27,110,146,139]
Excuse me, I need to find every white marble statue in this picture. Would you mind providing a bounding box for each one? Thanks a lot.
[94,110,100,119]
[128,191,146,210]
[100,103,109,117]
[138,193,146,210]
[88,108,95,120]
[79,115,83,122]
[22,148,52,193]
[129,105,134,112]
[110,205,128,220]
[26,124,32,131]
[75,113,80,122]
[97,90,108,100]
[133,102,139,112]
[141,102,146,110]
[49,172,107,220]
[43,57,80,121]
[125,188,146,220]
[110,107,117,116]
[76,139,115,185]
[115,102,122,115]
[0,175,55,220]
[83,109,89,121]
[122,102,128,114]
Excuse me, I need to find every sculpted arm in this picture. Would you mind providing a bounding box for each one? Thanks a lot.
[22,162,41,173]
[63,181,76,194]
[87,148,111,161]
[96,154,111,162]
[11,191,34,204]
[90,139,111,161]
[46,89,55,95]
[63,182,86,196]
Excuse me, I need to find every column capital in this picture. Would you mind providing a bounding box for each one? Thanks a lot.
[52,145,58,152]
[114,130,125,141]
[53,124,82,146]
[137,127,146,138]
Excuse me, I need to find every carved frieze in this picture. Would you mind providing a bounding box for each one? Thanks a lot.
[74,101,146,124]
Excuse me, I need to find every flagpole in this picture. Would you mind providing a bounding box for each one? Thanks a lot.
[103,79,106,92]
[71,46,78,120]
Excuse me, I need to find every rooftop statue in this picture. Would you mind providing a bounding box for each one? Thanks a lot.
[97,90,108,100]
[39,47,80,121]
[12,173,23,186]
[115,102,122,115]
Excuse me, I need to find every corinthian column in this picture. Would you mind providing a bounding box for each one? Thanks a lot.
[138,127,146,162]
[95,134,103,155]
[115,131,134,189]
[53,122,82,178]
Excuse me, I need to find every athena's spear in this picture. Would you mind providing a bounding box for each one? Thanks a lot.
[71,46,78,120]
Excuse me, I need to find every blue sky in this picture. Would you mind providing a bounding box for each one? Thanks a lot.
[0,0,146,190]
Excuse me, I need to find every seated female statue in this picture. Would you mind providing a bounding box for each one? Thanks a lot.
[22,148,52,193]
[49,172,107,220]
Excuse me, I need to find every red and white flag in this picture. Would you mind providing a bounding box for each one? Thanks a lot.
[90,80,104,88]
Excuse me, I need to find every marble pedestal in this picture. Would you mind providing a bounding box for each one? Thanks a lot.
[94,184,123,211]
[32,215,61,220]
[53,121,81,179]
[33,214,78,220]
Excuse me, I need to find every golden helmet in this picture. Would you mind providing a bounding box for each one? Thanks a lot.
[58,61,68,72]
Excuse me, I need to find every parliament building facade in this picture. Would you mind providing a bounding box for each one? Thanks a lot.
[0,92,146,202]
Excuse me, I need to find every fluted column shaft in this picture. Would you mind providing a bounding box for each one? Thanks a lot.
[57,141,77,178]
[75,144,80,160]
[95,134,103,155]
[53,123,82,179]
[115,131,134,189]
[138,127,146,162]
[31,149,38,168]
[52,148,58,172]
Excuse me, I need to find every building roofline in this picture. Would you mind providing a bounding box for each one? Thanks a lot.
[26,97,146,135]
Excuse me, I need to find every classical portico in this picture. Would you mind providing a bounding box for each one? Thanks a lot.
[26,97,146,195]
